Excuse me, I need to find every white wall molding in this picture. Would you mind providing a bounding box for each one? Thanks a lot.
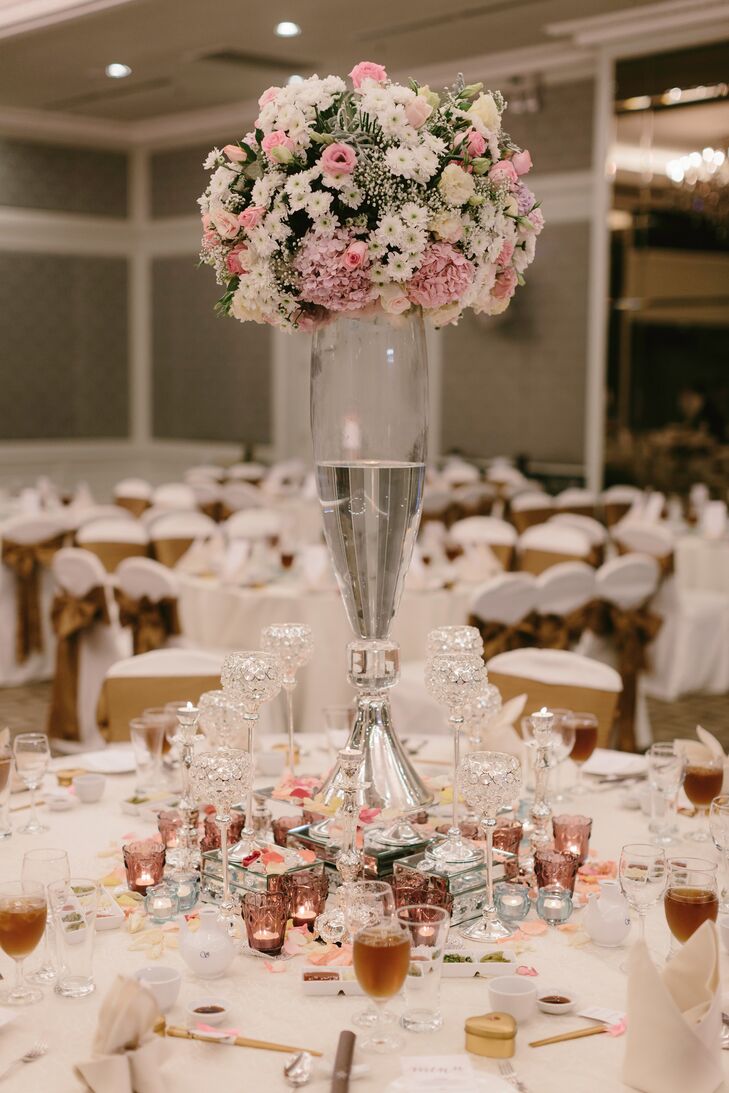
[0,206,131,253]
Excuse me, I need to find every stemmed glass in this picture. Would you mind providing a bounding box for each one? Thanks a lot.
[221,651,282,860]
[426,625,483,659]
[261,623,314,775]
[22,848,69,985]
[618,843,667,967]
[709,795,729,912]
[565,712,598,795]
[13,733,50,835]
[199,690,248,750]
[425,652,488,866]
[463,685,502,749]
[0,880,47,1005]
[189,748,254,924]
[458,751,523,942]
[647,742,685,846]
[351,888,410,1053]
[345,880,396,1030]
[683,756,724,842]
[664,856,718,954]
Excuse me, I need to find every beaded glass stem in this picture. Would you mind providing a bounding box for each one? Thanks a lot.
[170,702,200,873]
[458,750,522,942]
[315,747,365,946]
[524,708,556,881]
[261,623,314,775]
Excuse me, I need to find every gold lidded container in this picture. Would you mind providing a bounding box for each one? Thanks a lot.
[465,1011,517,1058]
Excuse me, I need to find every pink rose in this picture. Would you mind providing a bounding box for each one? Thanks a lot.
[406,243,475,310]
[238,205,265,230]
[349,61,388,89]
[211,207,240,239]
[497,241,514,267]
[260,130,295,161]
[226,243,249,275]
[528,207,545,233]
[258,86,281,108]
[512,149,532,176]
[320,142,357,176]
[463,128,486,157]
[489,160,518,185]
[492,267,518,300]
[342,241,368,269]
[201,212,211,230]
[223,143,246,162]
[405,97,432,129]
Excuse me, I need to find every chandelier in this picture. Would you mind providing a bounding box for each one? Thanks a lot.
[665,145,729,231]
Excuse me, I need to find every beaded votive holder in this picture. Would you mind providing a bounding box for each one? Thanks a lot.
[392,852,509,926]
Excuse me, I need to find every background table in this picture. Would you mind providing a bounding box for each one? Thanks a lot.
[676,535,729,596]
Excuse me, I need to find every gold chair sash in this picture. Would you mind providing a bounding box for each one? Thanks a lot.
[198,501,223,523]
[604,501,632,527]
[48,585,109,742]
[115,496,150,517]
[114,588,181,656]
[79,541,148,573]
[487,669,620,749]
[468,613,539,661]
[518,548,586,577]
[530,603,593,651]
[152,538,194,569]
[1,533,66,663]
[511,507,554,534]
[97,673,220,742]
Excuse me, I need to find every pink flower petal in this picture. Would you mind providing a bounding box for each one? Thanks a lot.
[519,922,548,937]
[516,965,539,976]
[607,1018,627,1037]
[263,961,288,974]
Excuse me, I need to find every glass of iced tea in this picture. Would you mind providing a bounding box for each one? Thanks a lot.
[352,892,410,1053]
[0,880,48,1005]
[683,757,724,842]
[664,857,718,953]
[566,712,598,795]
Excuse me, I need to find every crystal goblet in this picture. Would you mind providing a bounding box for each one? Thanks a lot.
[261,623,314,775]
[426,625,483,658]
[458,750,523,942]
[464,684,502,749]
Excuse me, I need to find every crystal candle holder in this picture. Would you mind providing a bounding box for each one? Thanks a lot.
[284,870,328,930]
[494,881,531,924]
[144,882,180,923]
[552,815,592,865]
[123,840,166,895]
[534,849,579,894]
[170,872,199,912]
[260,623,314,776]
[243,891,288,956]
[536,883,573,926]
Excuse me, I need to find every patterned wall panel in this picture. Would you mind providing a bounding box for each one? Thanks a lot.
[505,80,594,174]
[150,144,212,219]
[0,138,127,217]
[152,256,271,443]
[441,221,589,465]
[0,253,129,438]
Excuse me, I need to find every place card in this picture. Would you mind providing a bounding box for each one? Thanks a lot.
[400,1055,477,1090]
[577,1005,626,1025]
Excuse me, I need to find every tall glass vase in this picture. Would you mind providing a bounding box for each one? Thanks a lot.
[312,311,432,827]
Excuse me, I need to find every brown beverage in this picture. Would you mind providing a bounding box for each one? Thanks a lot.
[664,886,718,943]
[569,722,598,765]
[280,552,295,570]
[353,925,411,999]
[0,898,47,958]
[683,765,724,808]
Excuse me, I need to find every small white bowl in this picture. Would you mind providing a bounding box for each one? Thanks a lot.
[134,965,181,1013]
[186,997,230,1027]
[537,987,577,1014]
[46,790,76,812]
[487,975,538,1023]
[73,773,106,803]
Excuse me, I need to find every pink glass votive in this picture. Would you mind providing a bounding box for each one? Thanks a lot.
[272,815,302,847]
[534,848,579,894]
[123,839,166,894]
[243,891,288,955]
[493,819,523,880]
[552,814,593,865]
[201,810,246,852]
[284,871,328,929]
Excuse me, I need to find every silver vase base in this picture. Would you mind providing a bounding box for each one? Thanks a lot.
[459,912,515,943]
[374,818,423,847]
[425,835,483,866]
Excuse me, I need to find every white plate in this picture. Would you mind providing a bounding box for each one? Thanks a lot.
[386,1076,512,1092]
[82,748,136,775]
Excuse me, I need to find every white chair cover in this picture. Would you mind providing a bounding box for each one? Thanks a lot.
[549,513,607,546]
[224,508,285,541]
[612,521,674,560]
[263,459,307,497]
[227,462,266,482]
[554,488,597,512]
[487,647,622,693]
[471,573,538,626]
[67,505,134,531]
[184,465,225,484]
[77,519,149,545]
[700,501,727,540]
[114,478,152,501]
[150,511,218,543]
[440,459,480,486]
[116,557,187,651]
[536,561,596,616]
[151,483,197,511]
[450,516,516,548]
[220,481,265,513]
[511,491,553,514]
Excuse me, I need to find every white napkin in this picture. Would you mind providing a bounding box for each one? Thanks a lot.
[453,543,502,583]
[175,536,224,577]
[478,693,527,764]
[76,976,171,1093]
[582,748,647,778]
[695,725,725,759]
[623,921,722,1093]
[219,539,252,584]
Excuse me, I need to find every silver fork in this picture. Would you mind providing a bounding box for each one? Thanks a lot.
[498,1060,532,1093]
[0,1041,48,1082]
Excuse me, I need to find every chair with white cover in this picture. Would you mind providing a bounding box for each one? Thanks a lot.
[440,459,480,488]
[611,521,674,572]
[487,648,622,747]
[191,480,223,522]
[48,548,130,749]
[421,488,458,528]
[227,462,266,484]
[452,483,496,519]
[517,523,592,576]
[66,505,134,533]
[469,572,538,659]
[510,491,554,533]
[263,459,307,497]
[150,511,220,568]
[151,483,197,511]
[534,562,596,649]
[76,518,149,573]
[113,477,152,517]
[549,513,607,566]
[219,480,265,518]
[554,488,598,518]
[601,485,642,528]
[449,516,516,570]
[115,557,185,656]
[0,515,67,685]
[185,465,225,484]
[97,648,223,742]
[224,508,285,543]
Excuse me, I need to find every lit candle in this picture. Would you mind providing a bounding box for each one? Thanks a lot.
[252,928,283,953]
[293,903,317,929]
[414,924,437,947]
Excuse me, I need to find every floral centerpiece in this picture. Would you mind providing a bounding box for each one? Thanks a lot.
[199,61,542,331]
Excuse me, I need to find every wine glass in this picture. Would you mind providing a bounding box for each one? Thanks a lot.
[12,733,50,835]
[352,889,410,1053]
[565,712,598,795]
[709,795,729,912]
[260,623,314,775]
[458,751,523,942]
[647,742,684,846]
[618,843,667,959]
[344,880,396,1030]
[22,848,69,985]
[665,856,718,954]
[683,756,724,842]
[0,880,48,1005]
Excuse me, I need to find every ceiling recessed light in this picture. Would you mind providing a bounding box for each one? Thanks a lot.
[275,20,300,37]
[105,62,132,79]
[287,74,304,85]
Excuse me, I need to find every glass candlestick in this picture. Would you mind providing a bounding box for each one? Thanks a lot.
[261,623,314,775]
[425,652,488,867]
[168,702,200,873]
[523,708,555,882]
[315,747,365,945]
[220,652,282,861]
[464,685,502,749]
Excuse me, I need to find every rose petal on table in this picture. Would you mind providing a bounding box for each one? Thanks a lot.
[265,862,287,875]
[100,869,124,887]
[519,922,548,937]
[516,965,538,977]
[121,831,139,842]
[260,850,285,865]
[607,1018,627,1037]
[298,849,317,864]
[557,923,581,932]
[263,961,288,974]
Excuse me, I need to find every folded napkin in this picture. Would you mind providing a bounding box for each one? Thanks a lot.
[76,976,171,1093]
[219,539,252,584]
[478,693,527,764]
[453,543,502,583]
[623,921,722,1093]
[175,536,223,577]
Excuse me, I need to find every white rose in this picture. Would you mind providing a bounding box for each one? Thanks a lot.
[438,163,475,206]
[503,195,519,217]
[427,301,462,327]
[468,92,501,134]
[211,206,240,239]
[379,282,411,315]
[430,212,463,243]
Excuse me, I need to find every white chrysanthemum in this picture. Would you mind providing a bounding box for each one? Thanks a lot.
[387,252,416,280]
[314,213,338,237]
[209,165,236,200]
[384,145,418,180]
[247,225,279,259]
[340,185,363,208]
[306,190,333,218]
[251,171,286,208]
[379,104,409,140]
[369,262,389,285]
[285,174,312,211]
[401,226,427,254]
[401,202,428,229]
[375,214,404,248]
[359,88,391,115]
[203,148,222,170]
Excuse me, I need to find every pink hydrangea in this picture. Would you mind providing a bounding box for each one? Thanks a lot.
[349,61,388,88]
[295,230,377,313]
[406,243,474,310]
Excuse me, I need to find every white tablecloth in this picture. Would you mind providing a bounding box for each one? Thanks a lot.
[2,740,729,1093]
[676,535,729,596]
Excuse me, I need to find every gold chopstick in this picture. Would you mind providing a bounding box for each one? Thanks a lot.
[11,799,46,813]
[529,1026,607,1048]
[154,1019,323,1057]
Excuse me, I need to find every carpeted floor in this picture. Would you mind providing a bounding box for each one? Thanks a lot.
[0,680,727,751]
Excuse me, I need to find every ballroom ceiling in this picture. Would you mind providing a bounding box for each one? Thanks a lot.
[0,0,646,122]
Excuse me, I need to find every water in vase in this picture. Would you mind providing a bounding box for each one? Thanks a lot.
[316,460,425,640]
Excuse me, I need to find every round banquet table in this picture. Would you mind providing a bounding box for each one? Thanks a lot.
[2,739,729,1093]
[177,577,474,730]
[676,535,729,596]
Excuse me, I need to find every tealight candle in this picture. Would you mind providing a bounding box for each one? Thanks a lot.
[293,903,317,929]
[145,883,180,923]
